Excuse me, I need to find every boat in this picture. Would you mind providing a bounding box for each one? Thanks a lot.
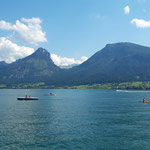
[49,93,56,96]
[44,93,56,96]
[17,97,39,100]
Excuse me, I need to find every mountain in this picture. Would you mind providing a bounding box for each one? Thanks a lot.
[0,61,8,67]
[49,42,150,85]
[0,48,60,84]
[1,42,150,86]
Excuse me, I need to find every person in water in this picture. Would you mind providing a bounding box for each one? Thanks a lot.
[143,97,147,103]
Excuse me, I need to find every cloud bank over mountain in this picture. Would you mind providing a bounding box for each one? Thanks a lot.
[0,37,34,63]
[0,17,46,63]
[51,53,88,66]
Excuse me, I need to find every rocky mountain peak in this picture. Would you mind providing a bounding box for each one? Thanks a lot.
[29,47,51,60]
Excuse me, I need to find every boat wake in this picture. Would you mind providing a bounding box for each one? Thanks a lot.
[116,90,150,93]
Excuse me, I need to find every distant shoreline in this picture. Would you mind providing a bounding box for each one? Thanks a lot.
[1,81,150,90]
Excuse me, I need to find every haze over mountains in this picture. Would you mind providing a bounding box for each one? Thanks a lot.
[1,42,150,86]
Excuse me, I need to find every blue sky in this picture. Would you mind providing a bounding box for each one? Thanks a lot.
[0,0,150,66]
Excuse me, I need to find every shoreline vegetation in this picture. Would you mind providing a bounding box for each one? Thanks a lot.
[1,81,150,90]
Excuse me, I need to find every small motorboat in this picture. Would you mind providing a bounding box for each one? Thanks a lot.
[49,93,56,96]
[44,93,56,96]
[17,96,39,100]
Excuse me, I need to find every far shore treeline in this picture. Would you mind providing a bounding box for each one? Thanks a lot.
[1,81,150,90]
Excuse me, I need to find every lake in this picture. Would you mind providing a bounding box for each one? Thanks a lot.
[0,89,150,150]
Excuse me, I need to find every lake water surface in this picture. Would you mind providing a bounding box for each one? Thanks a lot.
[0,89,150,150]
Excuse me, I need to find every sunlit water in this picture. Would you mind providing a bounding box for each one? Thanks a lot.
[0,89,150,150]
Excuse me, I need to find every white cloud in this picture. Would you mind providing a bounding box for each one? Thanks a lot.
[0,17,47,45]
[124,6,130,14]
[0,37,34,63]
[131,18,150,28]
[51,53,88,66]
